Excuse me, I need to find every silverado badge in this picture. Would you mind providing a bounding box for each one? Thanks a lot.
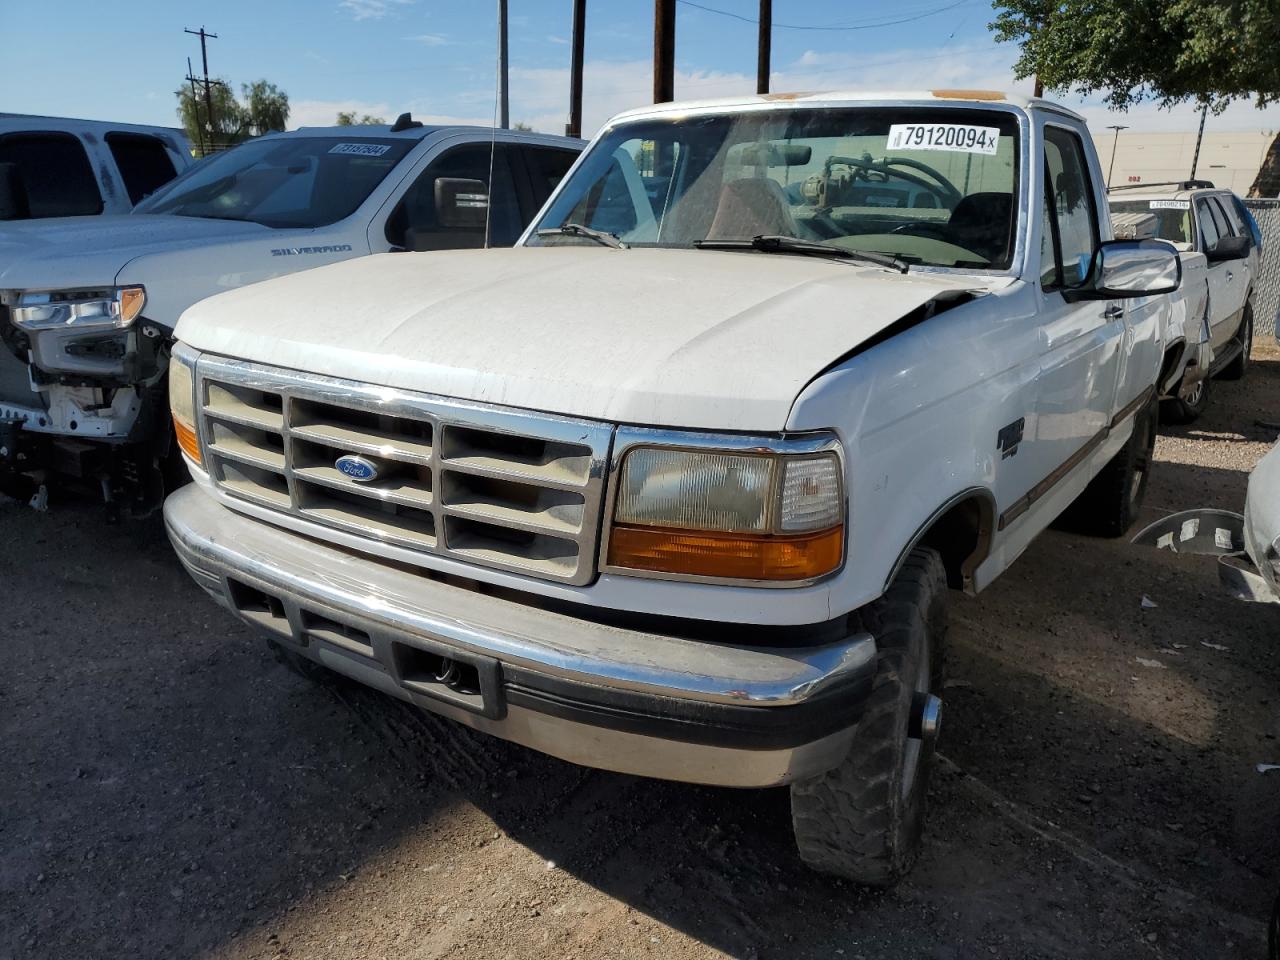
[335,454,379,483]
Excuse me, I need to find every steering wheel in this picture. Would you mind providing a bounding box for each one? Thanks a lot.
[819,154,963,210]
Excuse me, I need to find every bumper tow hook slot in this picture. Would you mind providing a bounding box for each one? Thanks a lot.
[433,658,461,688]
[909,692,943,747]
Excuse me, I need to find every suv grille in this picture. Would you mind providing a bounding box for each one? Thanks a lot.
[194,355,612,585]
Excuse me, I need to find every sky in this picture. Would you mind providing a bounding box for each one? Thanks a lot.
[2,0,1276,139]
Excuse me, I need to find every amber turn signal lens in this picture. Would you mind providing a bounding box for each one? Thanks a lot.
[118,287,146,325]
[607,524,843,581]
[174,417,201,465]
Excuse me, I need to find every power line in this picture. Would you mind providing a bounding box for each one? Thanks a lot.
[675,0,973,31]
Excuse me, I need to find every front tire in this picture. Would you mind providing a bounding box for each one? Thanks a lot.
[1220,304,1252,381]
[1161,372,1210,424]
[789,547,946,886]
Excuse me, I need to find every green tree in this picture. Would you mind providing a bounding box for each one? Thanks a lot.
[175,77,289,155]
[336,111,386,125]
[991,0,1280,195]
[511,121,533,131]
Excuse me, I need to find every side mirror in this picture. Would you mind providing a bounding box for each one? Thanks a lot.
[0,162,31,220]
[1206,234,1251,263]
[434,178,489,230]
[1065,239,1181,301]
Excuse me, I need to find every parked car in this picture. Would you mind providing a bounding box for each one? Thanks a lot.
[1109,180,1259,421]
[164,91,1181,885]
[0,115,583,514]
[0,113,192,221]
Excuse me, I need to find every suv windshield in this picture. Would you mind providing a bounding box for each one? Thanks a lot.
[134,136,414,228]
[1108,199,1193,246]
[528,106,1021,269]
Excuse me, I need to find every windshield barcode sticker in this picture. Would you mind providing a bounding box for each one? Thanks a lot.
[887,123,1000,155]
[1150,199,1191,210]
[329,142,391,157]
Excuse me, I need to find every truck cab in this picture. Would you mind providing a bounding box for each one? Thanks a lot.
[163,91,1180,885]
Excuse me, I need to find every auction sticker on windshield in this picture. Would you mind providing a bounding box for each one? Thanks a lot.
[887,124,1000,155]
[1150,200,1191,210]
[329,143,392,157]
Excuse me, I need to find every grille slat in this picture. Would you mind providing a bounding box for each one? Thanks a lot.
[196,357,610,585]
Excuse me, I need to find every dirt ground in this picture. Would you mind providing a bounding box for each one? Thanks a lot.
[3,347,1280,960]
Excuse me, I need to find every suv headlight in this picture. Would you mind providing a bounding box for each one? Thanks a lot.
[169,345,201,466]
[10,286,146,331]
[605,435,844,583]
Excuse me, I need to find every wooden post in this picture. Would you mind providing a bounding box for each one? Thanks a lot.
[756,0,771,95]
[654,0,675,104]
[498,0,510,129]
[566,0,586,138]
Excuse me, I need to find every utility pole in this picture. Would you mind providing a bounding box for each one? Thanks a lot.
[566,0,585,138]
[1190,103,1208,180]
[756,0,771,95]
[654,0,675,104]
[186,57,206,156]
[1106,124,1127,188]
[497,0,510,129]
[184,26,225,151]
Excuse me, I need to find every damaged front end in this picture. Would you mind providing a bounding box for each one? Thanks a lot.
[0,286,177,516]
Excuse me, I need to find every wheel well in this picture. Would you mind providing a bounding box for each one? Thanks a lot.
[1158,339,1186,396]
[912,493,995,592]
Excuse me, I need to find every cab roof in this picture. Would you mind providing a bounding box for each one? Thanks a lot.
[606,89,1084,124]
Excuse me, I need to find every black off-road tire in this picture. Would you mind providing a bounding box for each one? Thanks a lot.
[1061,398,1157,538]
[789,547,946,886]
[1268,892,1278,960]
[1160,372,1210,425]
[1219,304,1253,381]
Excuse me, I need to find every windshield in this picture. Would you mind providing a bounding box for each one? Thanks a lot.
[1108,199,1193,246]
[134,136,415,228]
[528,106,1021,269]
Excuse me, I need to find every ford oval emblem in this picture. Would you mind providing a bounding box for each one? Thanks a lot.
[335,454,379,483]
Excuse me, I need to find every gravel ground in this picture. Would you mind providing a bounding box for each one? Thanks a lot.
[2,346,1279,960]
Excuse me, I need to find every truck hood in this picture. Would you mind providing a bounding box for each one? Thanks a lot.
[0,215,267,291]
[178,247,1004,431]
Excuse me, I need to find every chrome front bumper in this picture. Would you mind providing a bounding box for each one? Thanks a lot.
[164,486,876,787]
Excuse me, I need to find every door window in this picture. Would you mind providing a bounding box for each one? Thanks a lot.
[1196,198,1221,251]
[105,133,178,205]
[0,132,102,218]
[525,147,579,204]
[386,143,521,250]
[1207,197,1236,236]
[1041,126,1099,290]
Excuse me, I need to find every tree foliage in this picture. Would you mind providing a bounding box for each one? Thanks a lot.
[336,111,386,125]
[991,0,1280,195]
[992,0,1280,110]
[175,78,290,155]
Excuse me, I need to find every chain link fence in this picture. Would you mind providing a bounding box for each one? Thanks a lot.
[1243,199,1280,340]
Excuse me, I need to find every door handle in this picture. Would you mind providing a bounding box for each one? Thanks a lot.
[1103,304,1125,320]
[1226,270,1234,281]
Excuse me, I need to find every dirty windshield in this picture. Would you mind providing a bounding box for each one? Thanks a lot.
[133,136,414,228]
[1108,199,1194,246]
[529,106,1021,269]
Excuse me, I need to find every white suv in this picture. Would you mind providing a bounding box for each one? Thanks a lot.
[1109,180,1260,420]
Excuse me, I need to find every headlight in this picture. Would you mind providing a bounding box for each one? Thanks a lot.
[169,345,201,466]
[606,439,844,582]
[10,286,146,331]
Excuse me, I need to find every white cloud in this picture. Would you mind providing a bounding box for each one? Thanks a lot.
[406,33,451,46]
[288,99,395,129]
[338,0,412,21]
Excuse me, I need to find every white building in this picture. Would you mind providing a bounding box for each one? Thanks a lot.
[1090,129,1276,195]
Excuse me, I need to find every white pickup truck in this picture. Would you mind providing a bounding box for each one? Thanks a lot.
[1109,181,1260,421]
[0,116,581,513]
[163,91,1181,884]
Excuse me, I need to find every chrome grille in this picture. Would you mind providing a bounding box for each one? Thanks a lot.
[195,355,612,585]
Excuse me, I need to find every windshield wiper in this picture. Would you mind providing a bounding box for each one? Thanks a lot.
[695,235,908,273]
[535,223,628,249]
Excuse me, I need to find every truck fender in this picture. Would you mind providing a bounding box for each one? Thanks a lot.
[884,487,997,595]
